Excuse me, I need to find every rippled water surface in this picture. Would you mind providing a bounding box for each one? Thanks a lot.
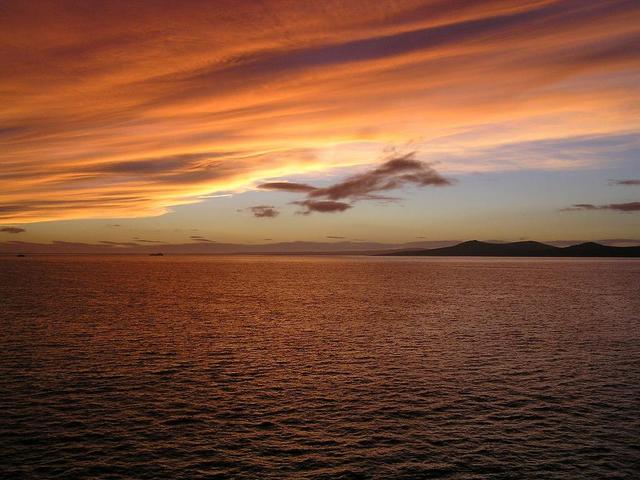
[1,256,639,479]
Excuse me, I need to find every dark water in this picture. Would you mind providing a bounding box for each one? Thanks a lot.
[1,256,639,479]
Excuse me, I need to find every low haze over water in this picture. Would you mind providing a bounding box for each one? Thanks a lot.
[1,256,639,479]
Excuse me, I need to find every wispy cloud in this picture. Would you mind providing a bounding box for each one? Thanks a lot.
[266,154,452,214]
[190,235,216,242]
[99,240,139,247]
[308,153,451,201]
[133,238,164,243]
[1,1,639,222]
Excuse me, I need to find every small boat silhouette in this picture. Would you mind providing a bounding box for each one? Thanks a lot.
[16,254,26,257]
[149,253,164,256]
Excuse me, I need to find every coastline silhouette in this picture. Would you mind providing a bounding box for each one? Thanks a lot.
[382,240,640,257]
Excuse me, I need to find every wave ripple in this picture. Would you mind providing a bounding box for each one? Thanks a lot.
[1,256,639,478]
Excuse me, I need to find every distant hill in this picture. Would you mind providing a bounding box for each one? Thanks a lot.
[381,240,640,257]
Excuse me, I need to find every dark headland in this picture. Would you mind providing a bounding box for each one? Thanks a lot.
[379,240,640,257]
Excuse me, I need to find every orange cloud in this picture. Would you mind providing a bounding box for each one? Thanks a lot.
[1,0,639,222]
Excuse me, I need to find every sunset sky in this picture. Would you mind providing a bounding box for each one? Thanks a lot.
[1,0,639,247]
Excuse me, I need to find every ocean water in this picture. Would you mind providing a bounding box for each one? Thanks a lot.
[1,255,639,479]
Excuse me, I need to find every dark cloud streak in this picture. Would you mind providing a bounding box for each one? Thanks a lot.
[562,202,640,212]
[293,200,352,214]
[249,205,280,218]
[610,179,640,185]
[257,182,317,193]
[0,227,25,234]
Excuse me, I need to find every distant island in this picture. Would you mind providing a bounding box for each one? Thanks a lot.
[379,240,640,257]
